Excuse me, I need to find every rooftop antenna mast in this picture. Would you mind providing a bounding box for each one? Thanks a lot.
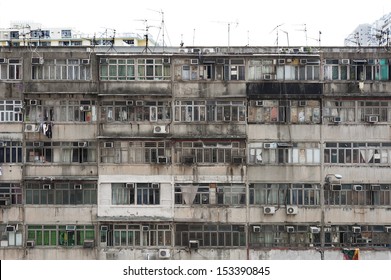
[213,20,239,51]
[295,23,308,46]
[270,23,284,48]
[149,8,168,52]
[135,19,156,53]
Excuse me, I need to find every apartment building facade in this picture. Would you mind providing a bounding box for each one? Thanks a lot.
[0,45,391,260]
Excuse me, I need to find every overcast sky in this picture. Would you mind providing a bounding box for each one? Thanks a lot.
[1,0,391,47]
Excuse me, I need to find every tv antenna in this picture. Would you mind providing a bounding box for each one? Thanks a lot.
[98,28,117,51]
[148,8,170,52]
[295,23,308,46]
[270,23,284,47]
[213,20,239,51]
[135,19,159,53]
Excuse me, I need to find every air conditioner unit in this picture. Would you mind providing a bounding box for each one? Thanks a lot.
[100,58,108,64]
[353,185,363,191]
[286,226,295,233]
[0,198,11,206]
[191,59,199,64]
[300,59,307,64]
[24,124,38,132]
[163,58,170,64]
[255,100,264,107]
[29,100,38,105]
[332,116,342,123]
[341,59,350,64]
[100,226,108,231]
[32,57,44,64]
[151,183,160,189]
[6,225,16,232]
[78,142,87,147]
[80,105,91,111]
[385,226,391,233]
[74,184,82,190]
[83,239,95,248]
[352,226,361,233]
[0,58,8,64]
[42,184,52,190]
[263,143,277,149]
[157,156,169,164]
[81,59,90,65]
[203,48,215,53]
[182,156,195,164]
[136,100,144,106]
[263,74,275,80]
[125,183,135,189]
[371,185,381,191]
[366,115,379,123]
[126,100,134,106]
[142,226,150,231]
[331,184,342,191]
[264,206,276,214]
[153,125,168,134]
[286,205,298,215]
[252,225,261,232]
[310,226,320,234]
[104,142,114,148]
[278,58,285,64]
[159,249,171,259]
[26,240,35,248]
[298,100,307,107]
[232,156,244,164]
[189,240,199,249]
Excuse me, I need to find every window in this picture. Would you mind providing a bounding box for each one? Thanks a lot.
[175,141,246,164]
[25,182,97,205]
[323,59,389,81]
[175,184,210,205]
[248,100,320,124]
[102,223,171,247]
[100,141,171,164]
[174,100,246,122]
[100,58,170,80]
[224,59,245,80]
[101,100,171,122]
[27,225,94,247]
[216,184,246,205]
[0,141,22,163]
[0,100,23,122]
[324,142,391,165]
[0,59,22,80]
[248,142,320,164]
[0,183,22,205]
[111,183,160,205]
[59,100,96,122]
[249,183,320,206]
[249,224,320,248]
[32,59,91,80]
[25,141,96,163]
[61,30,72,38]
[324,184,391,206]
[175,224,246,247]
